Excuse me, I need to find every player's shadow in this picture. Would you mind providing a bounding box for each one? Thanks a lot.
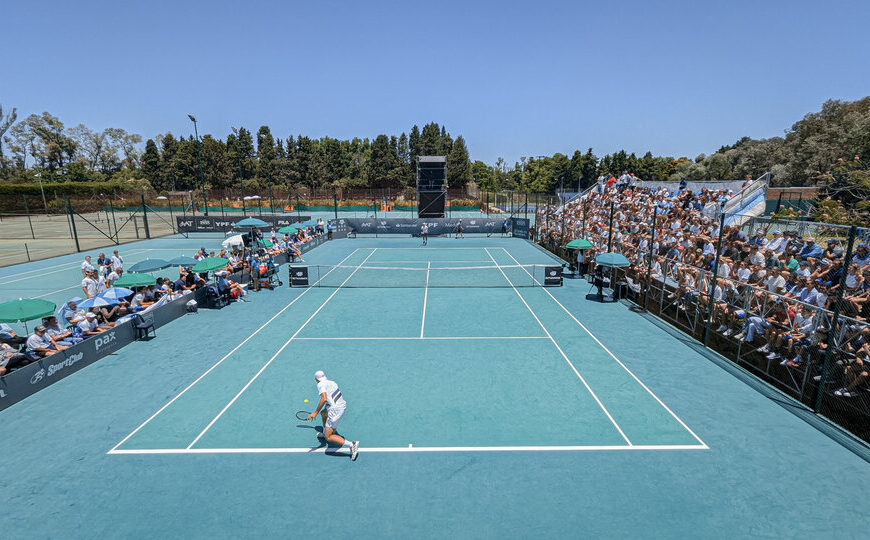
[295,424,348,458]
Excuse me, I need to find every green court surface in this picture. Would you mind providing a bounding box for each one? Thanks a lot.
[1,236,869,538]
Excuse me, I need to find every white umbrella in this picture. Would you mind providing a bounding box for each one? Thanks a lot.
[243,195,261,200]
[222,234,245,249]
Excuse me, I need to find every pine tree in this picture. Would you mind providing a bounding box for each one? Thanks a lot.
[141,139,162,190]
[447,135,472,188]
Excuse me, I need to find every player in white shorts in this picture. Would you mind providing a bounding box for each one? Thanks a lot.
[307,370,359,460]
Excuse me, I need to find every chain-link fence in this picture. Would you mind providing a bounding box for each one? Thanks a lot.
[536,186,870,443]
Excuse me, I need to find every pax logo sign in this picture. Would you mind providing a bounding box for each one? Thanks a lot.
[95,331,117,352]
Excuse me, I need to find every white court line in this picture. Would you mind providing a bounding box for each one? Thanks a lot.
[484,248,632,445]
[420,261,430,338]
[294,336,550,341]
[108,444,708,455]
[185,248,378,449]
[499,247,708,448]
[0,247,151,285]
[363,260,495,263]
[109,248,362,453]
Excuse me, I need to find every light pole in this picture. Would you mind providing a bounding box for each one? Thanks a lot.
[187,114,209,216]
[34,172,48,212]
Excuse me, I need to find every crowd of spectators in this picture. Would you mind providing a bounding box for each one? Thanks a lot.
[537,175,870,400]
[0,221,327,378]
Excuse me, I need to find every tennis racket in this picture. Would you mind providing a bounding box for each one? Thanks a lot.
[296,410,313,421]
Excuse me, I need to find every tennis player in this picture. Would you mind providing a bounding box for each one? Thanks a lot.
[455,219,464,239]
[421,222,429,246]
[307,370,359,460]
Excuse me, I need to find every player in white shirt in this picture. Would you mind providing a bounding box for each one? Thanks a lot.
[421,223,429,246]
[306,370,359,460]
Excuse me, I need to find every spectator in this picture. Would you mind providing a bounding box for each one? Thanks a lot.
[0,323,28,347]
[111,249,124,271]
[81,255,95,277]
[43,316,81,347]
[76,312,106,337]
[799,237,822,261]
[1,343,31,376]
[26,325,61,358]
[81,270,99,298]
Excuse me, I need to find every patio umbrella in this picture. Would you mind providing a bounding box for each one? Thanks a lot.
[78,296,118,309]
[191,257,229,273]
[565,239,594,250]
[222,234,245,249]
[168,256,199,267]
[277,226,298,235]
[235,217,269,229]
[291,219,317,228]
[115,273,156,288]
[128,258,171,273]
[595,252,631,267]
[98,287,134,301]
[0,298,56,332]
[255,238,273,248]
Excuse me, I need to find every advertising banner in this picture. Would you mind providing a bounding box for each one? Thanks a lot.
[176,215,312,233]
[342,218,506,236]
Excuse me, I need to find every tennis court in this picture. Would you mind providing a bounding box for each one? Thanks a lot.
[109,245,705,454]
[1,236,869,538]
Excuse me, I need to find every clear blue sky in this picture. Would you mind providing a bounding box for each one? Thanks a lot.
[3,0,868,165]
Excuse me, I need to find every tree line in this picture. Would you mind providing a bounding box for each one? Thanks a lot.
[1,97,867,205]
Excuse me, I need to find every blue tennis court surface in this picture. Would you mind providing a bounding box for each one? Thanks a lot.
[1,236,869,538]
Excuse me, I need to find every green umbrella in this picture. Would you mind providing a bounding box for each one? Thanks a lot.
[129,258,171,273]
[235,217,269,229]
[255,238,274,248]
[565,238,594,250]
[0,298,56,324]
[277,226,298,235]
[191,257,230,273]
[114,273,157,288]
[595,252,631,267]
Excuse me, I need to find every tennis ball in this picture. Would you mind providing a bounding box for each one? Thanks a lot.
[304,399,308,403]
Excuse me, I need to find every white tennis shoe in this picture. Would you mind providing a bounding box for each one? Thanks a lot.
[351,441,359,461]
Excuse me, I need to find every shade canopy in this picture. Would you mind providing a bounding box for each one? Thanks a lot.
[277,226,298,235]
[595,252,631,267]
[98,287,134,301]
[565,239,594,250]
[222,235,245,249]
[291,219,317,228]
[191,257,229,273]
[168,256,199,267]
[79,296,118,308]
[0,298,56,323]
[255,238,273,248]
[235,217,269,229]
[128,258,171,273]
[114,273,156,288]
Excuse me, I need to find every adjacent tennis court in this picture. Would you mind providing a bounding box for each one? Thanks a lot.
[2,235,869,538]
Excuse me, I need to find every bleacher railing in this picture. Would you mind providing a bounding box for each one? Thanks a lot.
[536,192,870,445]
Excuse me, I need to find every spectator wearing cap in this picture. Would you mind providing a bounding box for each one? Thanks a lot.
[750,230,768,249]
[823,238,844,260]
[26,325,61,358]
[853,243,870,268]
[77,312,106,337]
[43,316,81,347]
[767,231,787,253]
[0,323,27,347]
[106,266,123,288]
[799,237,823,261]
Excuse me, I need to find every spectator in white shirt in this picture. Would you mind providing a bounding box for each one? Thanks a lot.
[81,255,95,277]
[111,250,123,270]
[767,231,787,253]
[106,267,123,287]
[76,312,106,336]
[81,270,99,298]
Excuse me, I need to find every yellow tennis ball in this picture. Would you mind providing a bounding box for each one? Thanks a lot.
[304,399,308,403]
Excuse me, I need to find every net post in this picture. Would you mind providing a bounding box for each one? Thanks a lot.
[109,199,119,243]
[67,197,81,253]
[814,225,858,413]
[22,194,35,239]
[141,193,151,239]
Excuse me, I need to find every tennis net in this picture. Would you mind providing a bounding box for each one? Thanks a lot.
[291,264,555,288]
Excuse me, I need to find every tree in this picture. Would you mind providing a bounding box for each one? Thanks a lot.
[408,125,420,165]
[447,135,472,189]
[0,104,17,176]
[141,139,162,189]
[367,134,401,188]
